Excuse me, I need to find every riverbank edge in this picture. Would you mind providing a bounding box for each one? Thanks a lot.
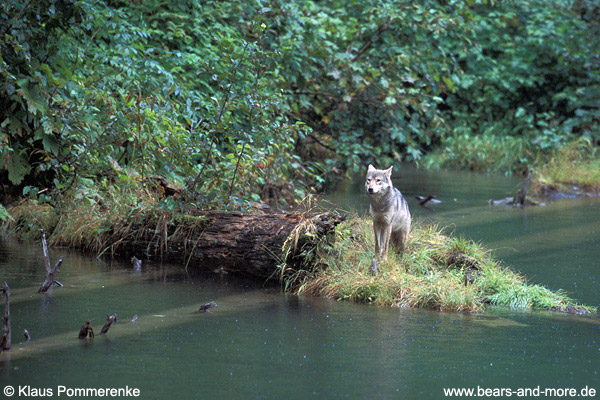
[280,217,596,314]
[3,197,594,314]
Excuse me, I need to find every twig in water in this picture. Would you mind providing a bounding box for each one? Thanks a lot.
[100,313,118,335]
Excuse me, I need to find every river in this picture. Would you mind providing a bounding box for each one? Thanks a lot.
[0,166,598,399]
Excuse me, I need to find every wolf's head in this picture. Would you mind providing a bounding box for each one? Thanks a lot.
[365,165,393,195]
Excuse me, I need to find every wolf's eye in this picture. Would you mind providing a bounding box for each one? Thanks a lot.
[376,179,382,183]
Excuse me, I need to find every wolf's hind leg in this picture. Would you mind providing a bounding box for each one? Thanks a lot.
[391,230,404,253]
[391,226,410,254]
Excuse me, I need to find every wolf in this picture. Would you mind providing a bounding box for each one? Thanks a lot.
[365,165,411,260]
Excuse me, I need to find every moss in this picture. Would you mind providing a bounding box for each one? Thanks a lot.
[282,217,595,313]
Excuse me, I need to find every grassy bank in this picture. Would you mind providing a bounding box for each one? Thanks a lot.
[3,184,207,258]
[422,134,533,175]
[531,139,600,196]
[282,217,595,313]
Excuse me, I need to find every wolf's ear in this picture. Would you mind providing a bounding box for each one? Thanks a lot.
[385,166,393,178]
[367,164,375,172]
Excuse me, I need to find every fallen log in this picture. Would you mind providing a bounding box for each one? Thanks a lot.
[107,211,345,279]
[0,282,11,351]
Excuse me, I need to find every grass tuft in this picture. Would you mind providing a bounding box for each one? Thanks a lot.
[3,201,57,237]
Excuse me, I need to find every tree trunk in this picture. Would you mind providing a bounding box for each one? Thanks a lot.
[100,313,118,335]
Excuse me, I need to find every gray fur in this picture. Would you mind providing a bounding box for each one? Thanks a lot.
[365,165,411,260]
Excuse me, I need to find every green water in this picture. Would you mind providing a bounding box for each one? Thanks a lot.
[1,167,599,399]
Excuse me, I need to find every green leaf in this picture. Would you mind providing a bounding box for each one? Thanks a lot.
[7,152,31,185]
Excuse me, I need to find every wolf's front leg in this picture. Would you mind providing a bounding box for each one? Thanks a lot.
[380,224,393,260]
[373,222,382,259]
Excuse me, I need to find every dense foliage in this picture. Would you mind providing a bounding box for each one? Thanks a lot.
[1,0,316,209]
[1,0,599,208]
[425,0,600,173]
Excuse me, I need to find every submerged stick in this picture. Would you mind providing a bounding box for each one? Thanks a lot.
[514,171,533,206]
[416,195,438,206]
[38,257,64,293]
[100,313,118,335]
[488,197,514,206]
[40,229,52,274]
[489,172,541,207]
[0,282,11,351]
[38,229,65,293]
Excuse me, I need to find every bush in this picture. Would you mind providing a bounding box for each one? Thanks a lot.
[2,0,598,206]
